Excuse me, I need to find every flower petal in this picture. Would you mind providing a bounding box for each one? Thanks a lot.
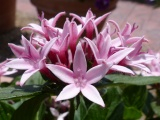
[40,38,57,58]
[129,63,150,73]
[56,84,80,101]
[58,112,69,120]
[20,69,39,86]
[107,48,134,64]
[81,84,105,107]
[8,43,25,58]
[47,64,74,84]
[21,23,45,36]
[95,12,110,26]
[85,37,99,61]
[50,108,59,117]
[111,65,135,75]
[73,43,87,75]
[86,63,112,84]
[6,59,32,70]
[22,36,40,60]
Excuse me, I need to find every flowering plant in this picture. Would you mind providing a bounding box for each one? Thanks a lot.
[1,9,160,120]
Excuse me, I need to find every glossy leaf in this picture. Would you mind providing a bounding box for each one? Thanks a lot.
[122,85,147,110]
[142,92,154,118]
[107,103,124,120]
[11,94,48,120]
[35,102,46,120]
[0,101,15,120]
[123,107,142,120]
[106,74,160,85]
[0,85,42,100]
[83,87,122,120]
[74,95,87,120]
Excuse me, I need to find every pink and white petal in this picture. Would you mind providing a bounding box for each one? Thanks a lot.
[108,20,121,32]
[86,63,112,84]
[121,23,132,36]
[56,84,80,101]
[8,43,25,58]
[129,64,150,73]
[128,38,143,58]
[126,37,147,45]
[69,13,85,25]
[20,69,39,86]
[85,37,100,61]
[81,84,105,107]
[73,43,87,75]
[107,48,134,64]
[111,65,135,75]
[111,38,121,47]
[128,54,155,65]
[22,36,40,60]
[21,24,45,36]
[50,108,59,117]
[51,11,66,26]
[6,59,32,70]
[3,69,17,75]
[47,64,74,84]
[99,35,111,58]
[58,112,69,120]
[40,38,57,58]
[95,12,110,26]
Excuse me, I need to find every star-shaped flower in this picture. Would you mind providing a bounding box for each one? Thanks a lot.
[47,43,112,107]
[6,36,56,86]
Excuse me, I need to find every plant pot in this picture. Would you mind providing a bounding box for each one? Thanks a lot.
[30,0,118,28]
[0,0,16,34]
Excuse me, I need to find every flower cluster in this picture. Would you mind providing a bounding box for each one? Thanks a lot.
[3,9,156,107]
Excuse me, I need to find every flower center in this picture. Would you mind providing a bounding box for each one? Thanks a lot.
[74,76,87,88]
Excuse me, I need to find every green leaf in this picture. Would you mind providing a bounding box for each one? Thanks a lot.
[106,74,160,85]
[123,107,142,120]
[143,92,154,118]
[83,87,122,120]
[25,72,45,85]
[108,103,124,120]
[0,85,42,100]
[74,95,87,120]
[0,101,15,120]
[122,85,147,110]
[11,94,48,120]
[151,102,160,117]
[35,102,46,120]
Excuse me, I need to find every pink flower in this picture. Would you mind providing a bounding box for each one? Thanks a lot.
[70,9,110,39]
[138,51,160,76]
[6,36,56,86]
[0,60,17,77]
[85,35,135,75]
[22,12,66,40]
[47,43,112,107]
[50,108,68,120]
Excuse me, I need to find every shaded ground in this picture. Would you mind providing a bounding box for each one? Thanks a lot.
[0,28,30,62]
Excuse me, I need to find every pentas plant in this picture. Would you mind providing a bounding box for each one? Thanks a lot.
[1,9,160,120]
